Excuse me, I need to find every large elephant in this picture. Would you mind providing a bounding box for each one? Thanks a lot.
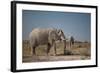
[29,28,66,55]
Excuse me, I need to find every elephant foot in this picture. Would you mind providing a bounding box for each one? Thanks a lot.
[47,53,50,56]
[32,53,36,56]
[54,54,56,56]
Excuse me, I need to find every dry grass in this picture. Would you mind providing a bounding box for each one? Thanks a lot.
[70,42,91,56]
[22,40,65,56]
[22,40,91,62]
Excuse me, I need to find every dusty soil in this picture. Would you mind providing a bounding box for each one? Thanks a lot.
[23,55,90,63]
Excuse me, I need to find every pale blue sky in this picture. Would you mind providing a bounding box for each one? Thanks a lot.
[22,10,91,42]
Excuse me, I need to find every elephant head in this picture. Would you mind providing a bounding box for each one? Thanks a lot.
[47,29,66,55]
[57,29,66,41]
[48,29,66,44]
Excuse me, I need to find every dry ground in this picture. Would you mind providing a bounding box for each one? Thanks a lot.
[23,55,90,62]
[22,40,91,63]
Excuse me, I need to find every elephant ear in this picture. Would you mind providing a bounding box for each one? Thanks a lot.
[58,29,66,40]
[57,29,62,35]
[49,30,56,40]
[48,30,57,44]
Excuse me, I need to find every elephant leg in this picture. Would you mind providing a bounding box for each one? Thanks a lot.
[69,41,71,49]
[33,46,36,55]
[50,40,56,56]
[47,43,51,55]
[54,42,56,56]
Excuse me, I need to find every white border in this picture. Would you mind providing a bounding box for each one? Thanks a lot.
[16,3,96,70]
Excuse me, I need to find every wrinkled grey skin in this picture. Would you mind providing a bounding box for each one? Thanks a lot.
[29,28,66,55]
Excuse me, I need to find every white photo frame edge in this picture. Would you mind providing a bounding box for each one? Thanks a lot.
[11,1,98,72]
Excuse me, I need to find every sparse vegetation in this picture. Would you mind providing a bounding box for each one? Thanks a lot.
[22,40,91,62]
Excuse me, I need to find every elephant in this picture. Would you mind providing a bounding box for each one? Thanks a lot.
[69,36,74,48]
[29,28,66,56]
